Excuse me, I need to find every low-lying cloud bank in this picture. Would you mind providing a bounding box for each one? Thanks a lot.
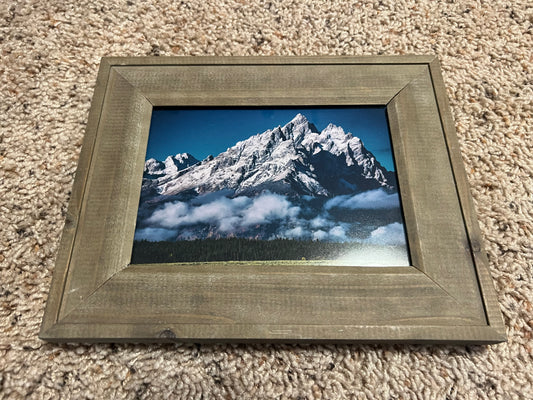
[324,189,400,210]
[144,191,300,232]
[135,189,407,246]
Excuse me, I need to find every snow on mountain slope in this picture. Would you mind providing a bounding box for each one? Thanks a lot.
[141,113,396,200]
[144,153,199,178]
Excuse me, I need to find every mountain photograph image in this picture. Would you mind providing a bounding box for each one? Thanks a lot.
[131,107,410,266]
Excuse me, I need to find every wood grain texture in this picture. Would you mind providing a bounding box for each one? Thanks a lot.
[105,55,437,66]
[427,59,506,337]
[58,69,152,319]
[387,70,485,321]
[115,64,427,106]
[61,265,479,326]
[40,58,113,334]
[41,321,505,345]
[40,56,506,344]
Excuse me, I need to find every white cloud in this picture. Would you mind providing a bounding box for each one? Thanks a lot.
[310,215,331,229]
[241,192,300,226]
[146,196,252,231]
[188,196,245,226]
[218,216,242,232]
[143,191,302,235]
[146,201,189,228]
[312,230,328,240]
[284,226,306,239]
[324,189,400,210]
[328,225,348,242]
[366,222,406,246]
[139,191,406,245]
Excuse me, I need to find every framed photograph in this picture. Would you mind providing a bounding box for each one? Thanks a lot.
[40,56,505,344]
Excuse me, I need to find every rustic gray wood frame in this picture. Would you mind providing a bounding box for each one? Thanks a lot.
[40,56,506,344]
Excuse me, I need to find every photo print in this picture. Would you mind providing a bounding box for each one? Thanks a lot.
[131,107,410,266]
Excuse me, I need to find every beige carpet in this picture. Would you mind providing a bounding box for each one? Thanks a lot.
[1,0,532,398]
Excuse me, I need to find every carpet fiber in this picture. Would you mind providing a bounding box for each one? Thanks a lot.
[1,0,532,398]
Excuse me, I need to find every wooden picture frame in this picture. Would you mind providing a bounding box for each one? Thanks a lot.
[40,56,506,344]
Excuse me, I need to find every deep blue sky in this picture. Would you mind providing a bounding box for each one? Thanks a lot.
[146,107,396,171]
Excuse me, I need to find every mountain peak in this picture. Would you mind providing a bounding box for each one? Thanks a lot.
[174,152,194,161]
[290,113,308,124]
[143,153,199,177]
[164,153,199,171]
[322,122,345,135]
[280,113,319,143]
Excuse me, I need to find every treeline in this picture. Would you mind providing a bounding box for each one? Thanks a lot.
[131,238,356,264]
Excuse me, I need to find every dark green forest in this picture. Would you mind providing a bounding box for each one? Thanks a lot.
[131,238,358,264]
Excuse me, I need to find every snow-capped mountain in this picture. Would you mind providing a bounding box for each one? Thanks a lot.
[141,113,396,201]
[134,114,407,244]
[144,153,199,178]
